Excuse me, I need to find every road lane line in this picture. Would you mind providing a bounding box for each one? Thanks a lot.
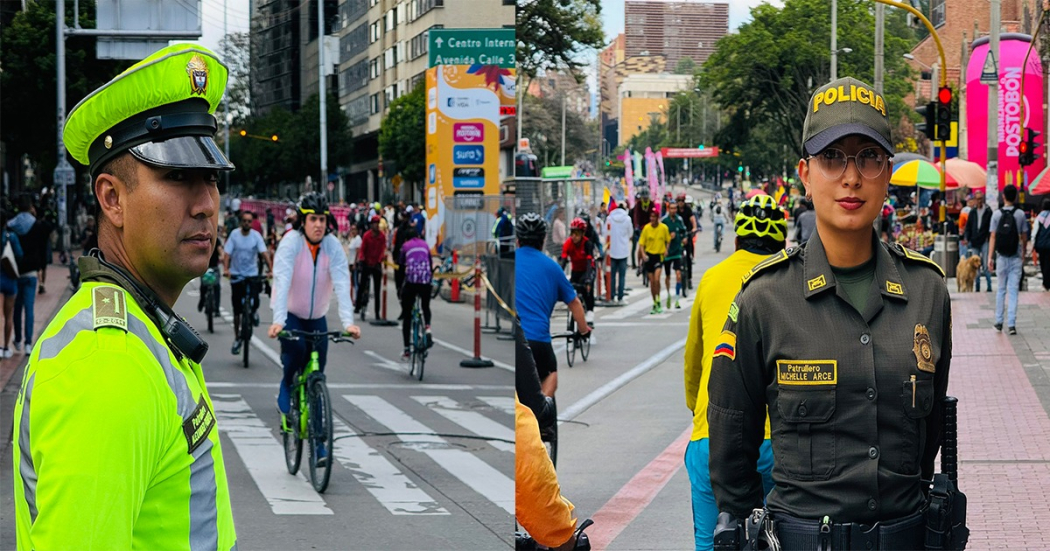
[560,338,687,422]
[207,382,513,390]
[599,294,655,320]
[217,306,283,369]
[211,394,333,515]
[412,396,514,452]
[477,396,514,416]
[431,338,514,372]
[331,417,450,515]
[344,395,514,515]
[589,427,692,550]
[363,350,409,375]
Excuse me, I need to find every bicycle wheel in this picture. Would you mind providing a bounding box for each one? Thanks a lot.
[283,389,303,475]
[565,313,576,368]
[411,310,426,381]
[307,378,334,493]
[580,330,590,362]
[205,289,214,334]
[242,301,252,368]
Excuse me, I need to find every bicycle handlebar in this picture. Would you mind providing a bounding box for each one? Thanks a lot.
[277,329,356,344]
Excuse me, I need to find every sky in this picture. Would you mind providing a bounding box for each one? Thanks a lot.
[174,0,251,59]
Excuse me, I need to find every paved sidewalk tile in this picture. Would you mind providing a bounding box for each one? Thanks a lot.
[0,260,74,389]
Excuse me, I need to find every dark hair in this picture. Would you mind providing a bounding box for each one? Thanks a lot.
[1002,184,1018,203]
[402,227,418,240]
[17,195,33,212]
[1042,198,1050,212]
[240,210,254,220]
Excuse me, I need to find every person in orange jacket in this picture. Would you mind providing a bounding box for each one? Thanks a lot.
[516,394,578,550]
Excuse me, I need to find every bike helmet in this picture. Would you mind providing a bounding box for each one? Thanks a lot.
[734,194,787,242]
[370,214,381,223]
[676,192,687,201]
[570,217,587,231]
[297,191,330,218]
[515,212,547,244]
[638,186,651,197]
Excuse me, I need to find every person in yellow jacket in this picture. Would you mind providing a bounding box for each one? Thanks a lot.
[682,194,786,551]
[638,207,671,314]
[12,44,237,549]
[516,394,579,550]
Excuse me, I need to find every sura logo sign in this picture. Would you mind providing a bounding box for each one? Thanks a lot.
[453,123,484,143]
[453,145,485,164]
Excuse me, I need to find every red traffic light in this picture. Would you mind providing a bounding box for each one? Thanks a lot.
[938,86,952,105]
[1020,141,1029,154]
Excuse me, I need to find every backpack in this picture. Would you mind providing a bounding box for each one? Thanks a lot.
[1036,213,1050,251]
[994,207,1020,257]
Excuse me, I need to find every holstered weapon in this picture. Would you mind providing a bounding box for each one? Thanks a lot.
[713,512,744,551]
[925,396,969,550]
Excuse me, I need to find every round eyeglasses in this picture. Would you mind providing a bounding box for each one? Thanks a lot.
[808,147,891,180]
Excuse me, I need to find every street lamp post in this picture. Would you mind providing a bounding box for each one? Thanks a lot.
[830,0,838,80]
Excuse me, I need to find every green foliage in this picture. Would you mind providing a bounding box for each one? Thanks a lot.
[227,93,352,195]
[522,93,598,168]
[1,0,125,187]
[674,57,697,75]
[378,84,426,186]
[700,0,917,162]
[517,0,605,80]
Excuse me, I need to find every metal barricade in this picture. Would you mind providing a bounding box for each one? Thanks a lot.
[513,175,604,257]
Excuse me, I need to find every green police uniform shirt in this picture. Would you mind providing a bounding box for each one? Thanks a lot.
[708,230,951,523]
[13,282,236,549]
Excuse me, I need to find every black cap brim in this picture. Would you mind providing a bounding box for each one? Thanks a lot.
[804,123,894,156]
[129,136,234,171]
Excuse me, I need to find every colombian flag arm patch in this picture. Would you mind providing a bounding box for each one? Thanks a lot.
[713,330,737,361]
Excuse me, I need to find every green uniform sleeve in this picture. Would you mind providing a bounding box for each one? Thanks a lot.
[28,349,169,548]
[707,290,767,518]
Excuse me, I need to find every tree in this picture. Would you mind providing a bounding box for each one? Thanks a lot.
[378,84,426,187]
[700,0,917,162]
[674,56,697,75]
[1,0,125,191]
[522,93,598,168]
[217,32,253,126]
[516,0,605,81]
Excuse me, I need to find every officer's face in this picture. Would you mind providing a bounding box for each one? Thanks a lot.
[123,162,220,291]
[798,135,891,237]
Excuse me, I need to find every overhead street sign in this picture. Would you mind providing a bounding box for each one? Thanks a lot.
[661,147,720,158]
[429,29,514,69]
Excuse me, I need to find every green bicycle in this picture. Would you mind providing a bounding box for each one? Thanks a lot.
[278,329,354,493]
[409,295,429,381]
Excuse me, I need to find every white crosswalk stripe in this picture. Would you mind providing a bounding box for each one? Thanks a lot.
[411,396,514,453]
[212,394,333,515]
[331,418,450,515]
[477,396,514,416]
[344,395,515,515]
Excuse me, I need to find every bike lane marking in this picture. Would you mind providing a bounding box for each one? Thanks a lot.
[343,394,514,515]
[589,427,691,550]
[211,394,334,515]
[411,396,514,453]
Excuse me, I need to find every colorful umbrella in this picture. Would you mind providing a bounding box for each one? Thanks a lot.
[1028,166,1050,195]
[943,158,986,189]
[890,159,942,188]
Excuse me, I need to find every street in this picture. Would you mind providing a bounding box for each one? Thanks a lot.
[1,272,515,550]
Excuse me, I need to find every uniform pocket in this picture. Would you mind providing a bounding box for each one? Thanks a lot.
[899,377,934,472]
[775,388,836,480]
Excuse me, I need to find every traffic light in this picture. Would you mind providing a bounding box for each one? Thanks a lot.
[271,134,279,142]
[737,165,743,173]
[935,86,952,141]
[1019,127,1041,167]
[698,144,705,150]
[916,102,935,140]
[239,129,247,137]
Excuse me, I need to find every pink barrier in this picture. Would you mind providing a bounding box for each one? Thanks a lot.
[239,199,356,235]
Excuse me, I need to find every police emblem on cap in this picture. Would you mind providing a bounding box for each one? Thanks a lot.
[187,54,208,95]
[913,324,935,373]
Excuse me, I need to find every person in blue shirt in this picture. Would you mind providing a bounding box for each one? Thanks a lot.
[514,213,590,398]
[224,210,272,355]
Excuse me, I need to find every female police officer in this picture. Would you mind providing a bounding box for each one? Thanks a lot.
[13,44,237,548]
[708,77,951,550]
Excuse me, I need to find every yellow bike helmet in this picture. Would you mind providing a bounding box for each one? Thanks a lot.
[734,194,787,242]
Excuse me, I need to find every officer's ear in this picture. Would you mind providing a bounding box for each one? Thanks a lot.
[797,158,811,198]
[95,156,137,230]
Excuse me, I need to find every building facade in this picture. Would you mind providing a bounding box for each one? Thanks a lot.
[624,0,728,68]
[618,73,692,145]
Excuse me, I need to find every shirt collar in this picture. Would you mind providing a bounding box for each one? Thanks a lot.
[803,230,908,302]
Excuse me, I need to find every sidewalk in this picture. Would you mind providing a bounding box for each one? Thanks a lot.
[0,258,74,390]
[947,285,1050,550]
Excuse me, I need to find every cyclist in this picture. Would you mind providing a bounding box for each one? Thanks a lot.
[710,197,728,251]
[515,212,590,398]
[225,210,272,355]
[661,201,687,309]
[398,227,433,360]
[637,208,670,314]
[559,218,596,324]
[197,228,224,312]
[676,194,697,289]
[268,192,361,465]
[355,214,387,320]
[682,194,786,551]
[630,187,654,271]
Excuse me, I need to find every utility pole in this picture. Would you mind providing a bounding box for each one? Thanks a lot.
[223,0,230,194]
[318,0,329,198]
[561,94,566,166]
[988,0,1001,207]
[830,0,838,81]
[874,3,884,94]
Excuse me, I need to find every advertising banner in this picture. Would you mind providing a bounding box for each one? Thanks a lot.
[966,34,1045,193]
[425,63,514,251]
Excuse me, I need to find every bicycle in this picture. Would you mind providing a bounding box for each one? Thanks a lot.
[681,229,698,297]
[408,294,429,381]
[553,284,590,368]
[201,268,220,333]
[278,329,355,493]
[516,518,594,550]
[233,274,268,368]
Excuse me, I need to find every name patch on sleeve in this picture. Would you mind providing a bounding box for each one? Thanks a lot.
[777,360,837,385]
[92,286,128,331]
[183,395,216,454]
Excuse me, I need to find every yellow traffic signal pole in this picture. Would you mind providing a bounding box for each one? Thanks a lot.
[872,0,948,224]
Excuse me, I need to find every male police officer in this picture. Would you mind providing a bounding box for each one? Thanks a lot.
[709,77,953,550]
[13,44,237,548]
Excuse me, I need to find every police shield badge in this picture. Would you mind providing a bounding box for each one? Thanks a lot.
[187,54,208,95]
[913,324,935,373]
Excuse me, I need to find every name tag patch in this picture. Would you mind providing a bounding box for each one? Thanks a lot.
[777,360,837,385]
[183,395,216,454]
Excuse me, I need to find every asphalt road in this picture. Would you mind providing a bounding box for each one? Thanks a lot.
[1,275,515,550]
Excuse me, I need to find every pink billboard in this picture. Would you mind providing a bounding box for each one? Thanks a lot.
[966,34,1045,191]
